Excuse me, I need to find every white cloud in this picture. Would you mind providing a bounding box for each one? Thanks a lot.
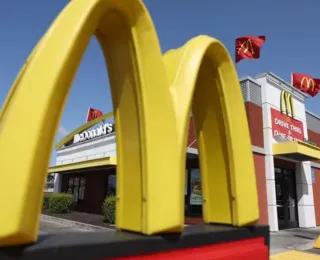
[57,125,69,137]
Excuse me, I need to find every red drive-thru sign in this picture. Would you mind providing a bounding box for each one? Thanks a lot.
[271,107,304,141]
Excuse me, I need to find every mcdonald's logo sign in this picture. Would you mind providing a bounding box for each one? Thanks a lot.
[237,39,254,55]
[280,91,296,118]
[0,0,259,246]
[301,77,315,92]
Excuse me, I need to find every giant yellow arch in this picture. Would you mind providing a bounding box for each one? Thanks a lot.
[0,0,258,246]
[164,36,258,225]
[0,0,178,245]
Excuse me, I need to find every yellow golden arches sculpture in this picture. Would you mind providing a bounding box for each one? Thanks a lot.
[163,36,258,225]
[0,0,259,246]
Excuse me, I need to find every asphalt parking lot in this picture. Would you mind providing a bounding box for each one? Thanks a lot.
[39,215,320,258]
[39,217,91,235]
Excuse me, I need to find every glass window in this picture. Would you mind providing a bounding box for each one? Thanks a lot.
[67,177,74,194]
[275,168,282,174]
[73,177,80,202]
[79,178,86,200]
[185,170,188,195]
[107,175,116,196]
[190,168,202,205]
[67,176,86,203]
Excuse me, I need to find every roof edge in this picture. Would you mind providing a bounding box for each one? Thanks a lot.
[256,72,310,98]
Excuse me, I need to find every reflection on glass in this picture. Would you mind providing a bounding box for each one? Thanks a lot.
[73,177,79,202]
[67,176,86,203]
[276,178,284,220]
[275,167,298,229]
[185,170,188,195]
[79,178,86,200]
[67,177,74,194]
[275,168,282,174]
[107,175,116,196]
[287,176,296,222]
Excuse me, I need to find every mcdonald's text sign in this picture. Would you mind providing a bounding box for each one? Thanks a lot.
[73,122,114,144]
[271,108,304,141]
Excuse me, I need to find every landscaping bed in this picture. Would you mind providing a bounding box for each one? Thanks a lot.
[42,193,116,229]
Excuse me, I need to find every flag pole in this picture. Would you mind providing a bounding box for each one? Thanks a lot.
[234,58,237,74]
[234,57,239,80]
[86,107,90,123]
[234,38,239,75]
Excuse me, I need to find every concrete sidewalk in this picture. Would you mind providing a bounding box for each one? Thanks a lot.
[40,214,114,234]
[270,227,320,256]
[40,216,91,234]
[41,215,320,257]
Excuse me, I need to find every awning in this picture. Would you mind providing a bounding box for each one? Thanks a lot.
[273,141,320,161]
[48,156,117,174]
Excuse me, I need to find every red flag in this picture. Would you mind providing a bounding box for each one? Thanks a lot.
[86,108,103,122]
[235,36,266,63]
[291,73,320,97]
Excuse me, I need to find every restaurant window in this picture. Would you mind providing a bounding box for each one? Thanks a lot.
[73,177,80,202]
[185,169,188,195]
[67,177,74,194]
[187,168,202,216]
[67,176,86,203]
[190,168,202,206]
[79,178,86,200]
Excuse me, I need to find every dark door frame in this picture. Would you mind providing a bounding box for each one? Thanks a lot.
[275,167,299,230]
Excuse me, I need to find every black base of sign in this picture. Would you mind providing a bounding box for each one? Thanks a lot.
[0,224,269,260]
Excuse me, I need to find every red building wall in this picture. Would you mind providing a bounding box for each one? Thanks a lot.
[274,158,296,169]
[308,130,320,164]
[187,116,197,148]
[245,102,264,148]
[308,130,320,146]
[308,129,320,225]
[187,101,264,149]
[253,153,268,225]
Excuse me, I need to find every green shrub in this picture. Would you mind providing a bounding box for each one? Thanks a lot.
[43,193,73,214]
[102,195,116,224]
[42,194,51,211]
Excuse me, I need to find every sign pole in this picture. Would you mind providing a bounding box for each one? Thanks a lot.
[86,107,90,123]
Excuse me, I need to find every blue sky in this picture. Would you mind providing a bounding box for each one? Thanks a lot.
[0,0,319,165]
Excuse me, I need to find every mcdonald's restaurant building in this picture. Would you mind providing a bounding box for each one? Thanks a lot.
[49,72,320,232]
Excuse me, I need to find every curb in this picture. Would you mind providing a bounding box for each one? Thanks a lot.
[40,214,115,232]
[287,240,315,251]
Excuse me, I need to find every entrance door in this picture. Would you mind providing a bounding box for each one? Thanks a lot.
[275,168,299,229]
